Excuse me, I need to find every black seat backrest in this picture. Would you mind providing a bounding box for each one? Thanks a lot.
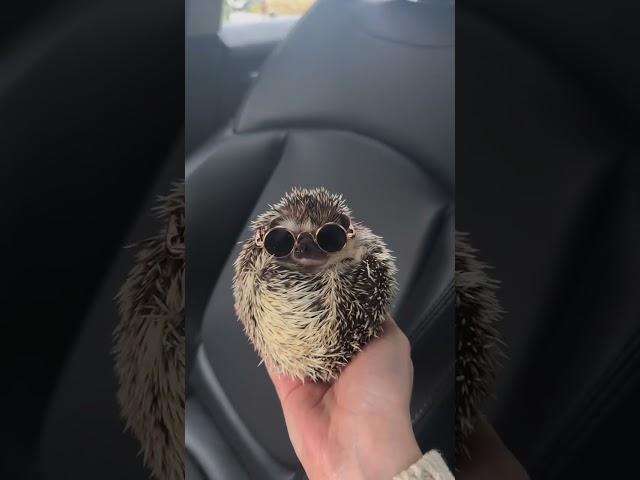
[186,0,455,477]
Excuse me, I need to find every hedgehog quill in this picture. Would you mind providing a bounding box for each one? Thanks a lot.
[233,187,398,382]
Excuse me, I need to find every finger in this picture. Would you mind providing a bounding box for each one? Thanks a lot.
[362,314,409,355]
[265,363,302,403]
[381,314,405,339]
[345,314,413,386]
[266,363,330,413]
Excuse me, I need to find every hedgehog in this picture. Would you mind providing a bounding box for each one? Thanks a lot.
[113,179,185,480]
[455,231,505,461]
[232,187,399,382]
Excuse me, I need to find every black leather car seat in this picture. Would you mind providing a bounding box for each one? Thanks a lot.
[186,0,455,478]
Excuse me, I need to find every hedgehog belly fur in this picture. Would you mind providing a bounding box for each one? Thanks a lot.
[257,267,344,380]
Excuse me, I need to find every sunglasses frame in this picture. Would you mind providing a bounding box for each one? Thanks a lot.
[255,217,356,257]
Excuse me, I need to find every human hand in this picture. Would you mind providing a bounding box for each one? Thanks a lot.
[267,317,423,480]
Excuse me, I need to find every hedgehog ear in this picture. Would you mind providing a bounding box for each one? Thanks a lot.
[255,227,266,247]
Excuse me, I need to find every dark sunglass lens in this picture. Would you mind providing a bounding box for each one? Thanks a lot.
[316,224,347,253]
[264,228,295,257]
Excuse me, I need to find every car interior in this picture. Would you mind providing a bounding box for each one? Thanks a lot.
[1,0,638,479]
[186,0,455,478]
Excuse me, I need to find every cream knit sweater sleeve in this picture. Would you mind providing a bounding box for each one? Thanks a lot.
[392,450,455,480]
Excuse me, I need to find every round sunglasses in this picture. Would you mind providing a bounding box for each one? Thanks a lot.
[255,218,356,258]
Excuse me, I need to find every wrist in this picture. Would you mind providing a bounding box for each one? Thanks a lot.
[355,414,422,480]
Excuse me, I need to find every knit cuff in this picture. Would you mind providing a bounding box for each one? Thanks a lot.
[392,450,455,480]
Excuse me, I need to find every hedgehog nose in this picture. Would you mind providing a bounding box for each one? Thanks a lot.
[294,233,315,256]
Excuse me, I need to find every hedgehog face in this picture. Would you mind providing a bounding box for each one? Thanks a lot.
[252,188,360,271]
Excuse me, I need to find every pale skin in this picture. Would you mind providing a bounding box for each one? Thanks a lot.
[268,317,530,480]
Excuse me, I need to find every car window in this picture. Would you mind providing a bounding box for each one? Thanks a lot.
[223,0,317,25]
